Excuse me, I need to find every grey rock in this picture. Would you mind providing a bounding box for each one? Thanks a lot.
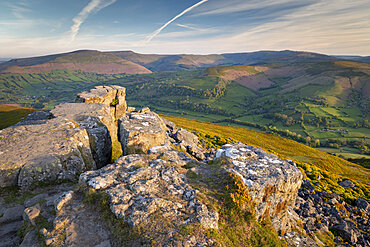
[80,151,219,242]
[23,204,41,226]
[0,117,95,188]
[118,111,168,155]
[338,180,356,189]
[19,230,42,247]
[51,103,116,168]
[0,204,24,224]
[332,222,359,244]
[355,198,369,211]
[285,231,320,247]
[214,142,303,234]
[76,85,127,120]
[173,128,198,146]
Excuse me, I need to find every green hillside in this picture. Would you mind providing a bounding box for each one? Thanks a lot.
[162,114,370,202]
[0,104,37,129]
[0,50,368,162]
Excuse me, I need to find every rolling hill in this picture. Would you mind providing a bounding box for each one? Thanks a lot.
[0,49,368,161]
[0,50,151,75]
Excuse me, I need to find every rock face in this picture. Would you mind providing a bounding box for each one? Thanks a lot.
[79,149,218,245]
[0,117,95,188]
[76,85,127,120]
[118,111,168,155]
[214,143,303,234]
[51,103,115,169]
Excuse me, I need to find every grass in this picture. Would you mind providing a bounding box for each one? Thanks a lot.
[162,114,370,202]
[0,104,37,129]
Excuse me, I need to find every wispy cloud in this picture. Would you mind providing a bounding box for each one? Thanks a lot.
[7,1,31,19]
[193,0,306,16]
[146,0,209,43]
[70,0,116,41]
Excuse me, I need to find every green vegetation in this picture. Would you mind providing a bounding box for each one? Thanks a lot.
[162,115,370,202]
[0,104,37,129]
[0,55,369,163]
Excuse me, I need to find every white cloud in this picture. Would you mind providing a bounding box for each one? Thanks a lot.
[70,0,117,42]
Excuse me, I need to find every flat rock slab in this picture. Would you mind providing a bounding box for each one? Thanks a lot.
[215,142,303,234]
[119,112,168,155]
[0,118,95,188]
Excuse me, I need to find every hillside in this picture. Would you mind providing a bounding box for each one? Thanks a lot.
[0,49,368,161]
[0,50,151,75]
[0,104,37,129]
[113,50,337,72]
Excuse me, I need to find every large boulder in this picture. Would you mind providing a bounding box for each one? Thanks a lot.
[51,103,116,168]
[0,117,95,188]
[214,143,303,234]
[76,85,127,120]
[118,111,168,155]
[172,128,205,160]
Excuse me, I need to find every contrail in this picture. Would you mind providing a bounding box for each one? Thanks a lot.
[70,0,116,41]
[146,0,209,43]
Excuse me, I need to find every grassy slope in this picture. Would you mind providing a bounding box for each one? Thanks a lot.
[162,114,370,201]
[0,104,37,129]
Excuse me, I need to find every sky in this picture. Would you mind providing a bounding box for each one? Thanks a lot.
[0,0,369,58]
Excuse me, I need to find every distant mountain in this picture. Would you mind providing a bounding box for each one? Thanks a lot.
[335,55,370,63]
[1,49,362,74]
[113,50,337,72]
[0,50,151,75]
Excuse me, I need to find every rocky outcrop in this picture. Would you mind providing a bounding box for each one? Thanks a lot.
[51,103,115,169]
[214,143,303,234]
[79,149,218,245]
[0,117,95,188]
[118,111,168,155]
[294,180,370,246]
[76,85,127,120]
[0,85,128,189]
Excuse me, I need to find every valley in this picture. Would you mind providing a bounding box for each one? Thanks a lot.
[0,50,369,162]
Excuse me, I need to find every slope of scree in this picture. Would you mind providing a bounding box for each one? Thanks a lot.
[0,85,368,247]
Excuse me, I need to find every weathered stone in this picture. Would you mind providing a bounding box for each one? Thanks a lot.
[0,204,24,247]
[0,118,95,188]
[46,192,112,247]
[126,106,136,113]
[19,230,42,247]
[54,191,74,211]
[338,180,356,189]
[51,103,116,168]
[355,198,369,211]
[0,204,24,224]
[23,204,41,226]
[332,222,359,244]
[214,143,303,234]
[79,151,219,242]
[173,128,198,146]
[76,85,127,120]
[118,112,168,155]
[285,232,320,247]
[138,107,150,113]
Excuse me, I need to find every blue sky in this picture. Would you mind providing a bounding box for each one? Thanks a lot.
[0,0,369,58]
